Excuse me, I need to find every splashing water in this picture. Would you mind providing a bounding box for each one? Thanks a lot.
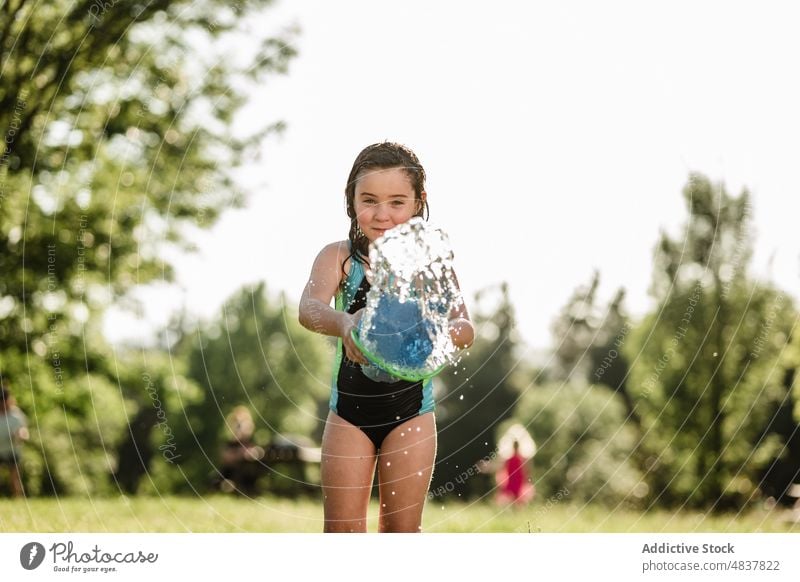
[356,217,464,382]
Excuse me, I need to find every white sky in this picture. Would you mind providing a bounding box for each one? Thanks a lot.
[105,0,800,349]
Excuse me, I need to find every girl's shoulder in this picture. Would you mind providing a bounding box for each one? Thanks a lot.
[316,239,370,281]
[319,239,350,260]
[317,240,353,278]
[324,240,350,255]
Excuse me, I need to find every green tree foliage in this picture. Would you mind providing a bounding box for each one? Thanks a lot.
[109,350,204,495]
[431,283,526,498]
[550,271,638,423]
[507,383,644,507]
[1,0,297,494]
[625,173,798,509]
[755,324,800,505]
[168,283,330,492]
[550,271,602,382]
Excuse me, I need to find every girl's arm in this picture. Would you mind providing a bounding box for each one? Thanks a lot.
[299,242,369,364]
[448,270,475,349]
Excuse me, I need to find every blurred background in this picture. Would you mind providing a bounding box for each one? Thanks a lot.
[1,0,799,530]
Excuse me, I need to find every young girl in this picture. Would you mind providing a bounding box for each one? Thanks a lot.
[299,142,474,532]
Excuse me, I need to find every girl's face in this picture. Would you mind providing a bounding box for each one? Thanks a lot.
[353,167,425,242]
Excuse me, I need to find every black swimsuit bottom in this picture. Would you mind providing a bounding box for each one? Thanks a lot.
[334,276,427,449]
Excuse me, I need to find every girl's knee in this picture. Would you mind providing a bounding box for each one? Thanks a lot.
[324,518,367,533]
[378,505,424,533]
[379,518,422,533]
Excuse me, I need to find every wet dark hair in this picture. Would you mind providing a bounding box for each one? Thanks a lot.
[342,142,429,276]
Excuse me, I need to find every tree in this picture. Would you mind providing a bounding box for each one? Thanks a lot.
[109,349,204,495]
[626,173,797,509]
[550,272,639,425]
[752,301,800,505]
[550,270,602,382]
[1,0,297,494]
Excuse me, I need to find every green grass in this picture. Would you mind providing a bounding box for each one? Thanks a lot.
[1,496,797,533]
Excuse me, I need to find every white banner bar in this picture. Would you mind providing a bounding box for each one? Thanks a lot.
[2,534,798,581]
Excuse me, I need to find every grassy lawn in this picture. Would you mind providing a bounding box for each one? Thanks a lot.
[1,495,797,533]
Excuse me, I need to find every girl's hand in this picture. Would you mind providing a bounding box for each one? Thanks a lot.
[340,309,369,364]
[449,317,475,350]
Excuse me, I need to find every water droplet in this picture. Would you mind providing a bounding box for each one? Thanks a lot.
[404,451,408,455]
[713,352,718,357]
[400,432,405,437]
[459,395,464,400]
[416,427,421,432]
[391,491,396,495]
[386,461,391,467]
[417,471,423,476]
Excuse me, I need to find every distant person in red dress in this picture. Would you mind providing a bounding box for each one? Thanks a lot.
[496,440,534,507]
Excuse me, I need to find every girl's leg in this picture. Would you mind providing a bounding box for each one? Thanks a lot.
[321,411,377,532]
[377,412,436,533]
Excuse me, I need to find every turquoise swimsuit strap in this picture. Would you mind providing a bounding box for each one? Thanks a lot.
[341,249,366,311]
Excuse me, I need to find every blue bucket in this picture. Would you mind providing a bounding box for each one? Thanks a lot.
[352,217,461,382]
[353,294,444,382]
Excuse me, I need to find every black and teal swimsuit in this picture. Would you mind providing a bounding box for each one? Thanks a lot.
[330,257,434,449]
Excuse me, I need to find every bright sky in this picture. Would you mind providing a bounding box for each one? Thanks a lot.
[105,0,800,349]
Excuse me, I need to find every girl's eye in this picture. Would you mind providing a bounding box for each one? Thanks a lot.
[391,201,406,207]
[362,199,376,205]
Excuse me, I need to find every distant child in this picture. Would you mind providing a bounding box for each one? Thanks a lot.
[0,380,29,497]
[218,406,264,494]
[299,142,474,532]
[496,440,535,507]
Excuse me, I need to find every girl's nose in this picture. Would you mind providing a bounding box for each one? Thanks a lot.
[375,202,390,220]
